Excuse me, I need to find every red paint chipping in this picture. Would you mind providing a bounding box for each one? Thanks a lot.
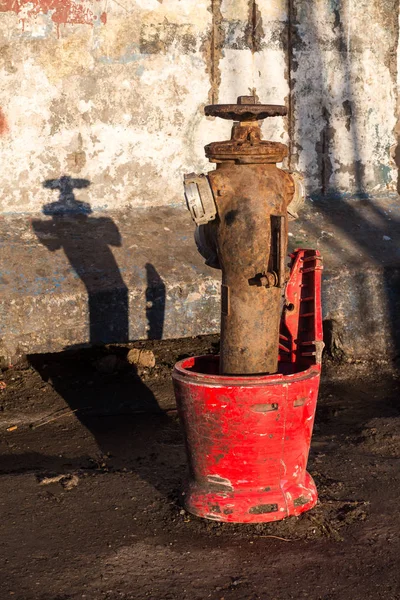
[0,108,9,136]
[100,11,106,24]
[0,1,107,26]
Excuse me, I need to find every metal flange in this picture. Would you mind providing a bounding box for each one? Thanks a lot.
[204,95,288,164]
[205,103,287,122]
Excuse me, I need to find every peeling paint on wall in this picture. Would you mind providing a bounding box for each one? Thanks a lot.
[290,0,398,196]
[0,0,398,216]
[245,0,264,53]
[0,0,105,26]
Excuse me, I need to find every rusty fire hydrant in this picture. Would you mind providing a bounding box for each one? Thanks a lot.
[174,95,322,523]
[184,95,303,375]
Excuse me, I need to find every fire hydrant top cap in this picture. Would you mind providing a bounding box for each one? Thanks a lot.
[205,103,287,122]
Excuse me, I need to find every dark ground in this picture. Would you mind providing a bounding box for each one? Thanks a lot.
[1,336,400,600]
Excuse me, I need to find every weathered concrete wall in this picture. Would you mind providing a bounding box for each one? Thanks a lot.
[0,1,212,213]
[1,0,397,212]
[1,1,400,361]
[2,197,400,361]
[216,0,289,145]
[0,0,289,215]
[290,0,399,197]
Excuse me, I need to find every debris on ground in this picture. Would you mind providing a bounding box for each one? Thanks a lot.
[0,337,399,599]
[31,407,82,429]
[38,474,79,490]
[127,348,156,369]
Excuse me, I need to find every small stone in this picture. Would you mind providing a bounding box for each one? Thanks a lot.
[127,348,156,369]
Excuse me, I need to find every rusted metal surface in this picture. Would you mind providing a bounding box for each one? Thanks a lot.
[205,94,287,122]
[204,103,287,121]
[202,95,295,374]
[172,249,323,523]
[205,138,288,164]
[205,119,288,164]
[208,163,293,374]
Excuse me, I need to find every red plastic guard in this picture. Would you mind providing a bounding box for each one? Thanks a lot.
[172,249,323,523]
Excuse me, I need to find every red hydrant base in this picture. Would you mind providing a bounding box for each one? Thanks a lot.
[184,472,317,523]
[173,357,321,524]
[173,249,323,524]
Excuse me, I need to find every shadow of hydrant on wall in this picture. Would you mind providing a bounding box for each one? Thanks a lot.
[28,176,174,495]
[32,175,129,345]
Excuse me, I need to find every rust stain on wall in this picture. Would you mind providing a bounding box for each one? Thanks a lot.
[0,0,105,26]
[140,22,197,54]
[202,0,223,105]
[245,0,264,53]
[315,108,335,194]
[0,107,8,135]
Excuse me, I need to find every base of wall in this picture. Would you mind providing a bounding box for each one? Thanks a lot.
[1,195,399,364]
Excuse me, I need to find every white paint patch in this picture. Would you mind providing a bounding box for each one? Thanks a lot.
[207,475,233,489]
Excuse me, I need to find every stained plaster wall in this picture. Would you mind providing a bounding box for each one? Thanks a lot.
[0,0,289,215]
[290,0,399,197]
[1,0,396,215]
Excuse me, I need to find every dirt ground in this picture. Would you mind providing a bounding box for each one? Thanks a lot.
[1,336,400,600]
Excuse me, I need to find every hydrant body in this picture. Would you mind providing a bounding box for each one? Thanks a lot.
[186,97,296,375]
[208,162,293,374]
